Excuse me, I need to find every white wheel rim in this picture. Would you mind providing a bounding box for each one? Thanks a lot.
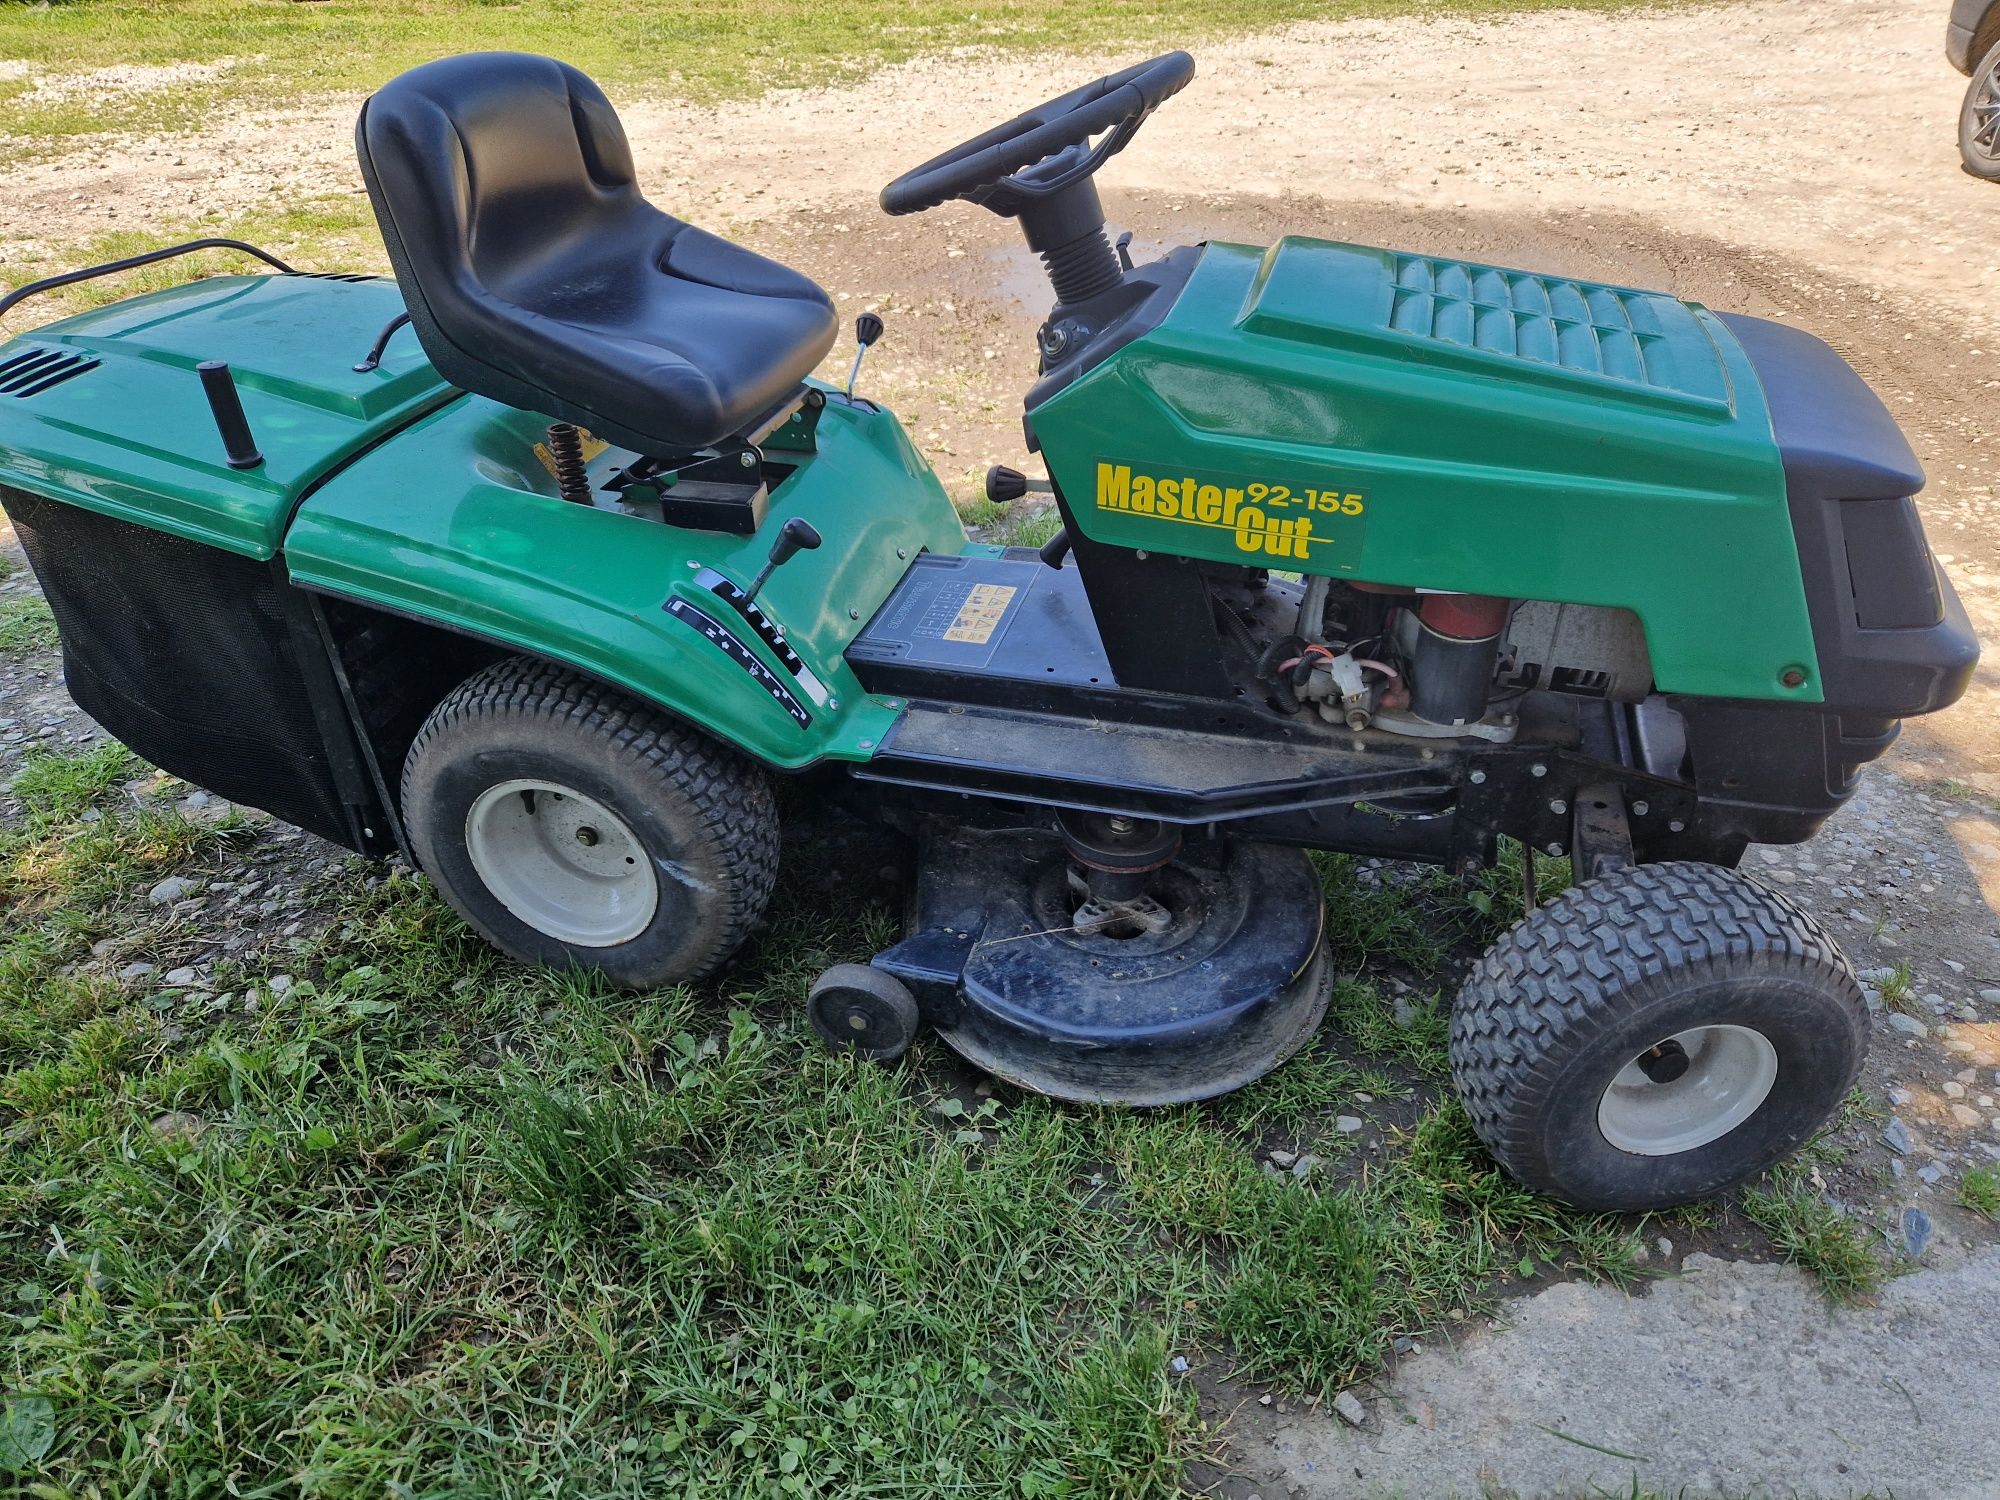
[1596,1024,1779,1157]
[464,779,657,947]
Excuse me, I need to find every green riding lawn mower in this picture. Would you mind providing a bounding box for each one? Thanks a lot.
[0,53,1976,1211]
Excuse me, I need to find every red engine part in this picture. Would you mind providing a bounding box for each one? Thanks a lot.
[1417,592,1510,642]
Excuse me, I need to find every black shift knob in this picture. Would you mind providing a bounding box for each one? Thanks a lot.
[769,516,823,569]
[855,312,884,347]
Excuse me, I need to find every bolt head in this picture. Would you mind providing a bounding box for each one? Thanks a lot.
[1530,763,1548,778]
[739,449,757,468]
[1668,819,1686,833]
[1632,800,1650,817]
[1546,842,1564,856]
[849,607,860,620]
[1469,769,1487,785]
[827,697,840,711]
[1550,799,1568,815]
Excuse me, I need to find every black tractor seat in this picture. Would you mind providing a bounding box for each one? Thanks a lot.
[355,53,838,455]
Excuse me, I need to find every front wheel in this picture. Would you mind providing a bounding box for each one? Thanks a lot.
[1961,40,2000,181]
[401,657,780,988]
[1449,861,1866,1212]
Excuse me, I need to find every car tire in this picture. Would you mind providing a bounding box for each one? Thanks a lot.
[1450,861,1866,1213]
[1961,39,2000,180]
[401,656,779,988]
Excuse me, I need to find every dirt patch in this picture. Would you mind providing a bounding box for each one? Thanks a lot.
[6,0,1994,333]
[18,59,243,106]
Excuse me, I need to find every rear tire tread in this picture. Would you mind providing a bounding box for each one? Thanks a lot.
[402,655,778,978]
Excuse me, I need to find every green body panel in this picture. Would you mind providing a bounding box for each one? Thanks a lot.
[0,275,453,558]
[0,274,966,768]
[1032,238,1823,702]
[285,388,966,768]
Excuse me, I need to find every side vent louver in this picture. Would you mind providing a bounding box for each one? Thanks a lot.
[0,347,101,398]
[280,271,380,283]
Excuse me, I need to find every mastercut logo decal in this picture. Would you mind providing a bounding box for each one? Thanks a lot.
[1093,461,1365,567]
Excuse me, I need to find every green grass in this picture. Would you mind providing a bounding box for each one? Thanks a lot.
[0,745,1707,1493]
[2,196,388,328]
[7,742,135,829]
[1961,1165,2000,1220]
[0,0,1689,149]
[0,596,58,652]
[1874,960,1921,1016]
[1313,839,1569,980]
[1739,1163,1886,1301]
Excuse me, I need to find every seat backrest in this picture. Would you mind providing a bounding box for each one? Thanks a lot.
[357,53,837,455]
[356,53,832,452]
[356,53,641,389]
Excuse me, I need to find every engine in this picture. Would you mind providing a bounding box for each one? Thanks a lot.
[1261,579,1654,741]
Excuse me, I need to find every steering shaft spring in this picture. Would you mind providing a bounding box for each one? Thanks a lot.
[545,422,594,506]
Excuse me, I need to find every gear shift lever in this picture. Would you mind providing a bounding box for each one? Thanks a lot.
[742,517,823,604]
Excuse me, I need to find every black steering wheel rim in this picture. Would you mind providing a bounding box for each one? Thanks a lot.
[879,51,1195,217]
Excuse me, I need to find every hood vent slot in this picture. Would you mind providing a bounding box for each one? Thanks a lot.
[281,271,380,283]
[0,347,101,398]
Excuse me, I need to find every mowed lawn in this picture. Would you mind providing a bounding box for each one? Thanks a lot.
[0,732,1883,1494]
[0,1,1890,1495]
[0,732,1667,1495]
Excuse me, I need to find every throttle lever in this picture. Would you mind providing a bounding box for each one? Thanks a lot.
[846,313,884,400]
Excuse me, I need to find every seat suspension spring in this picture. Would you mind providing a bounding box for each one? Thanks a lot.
[546,423,593,506]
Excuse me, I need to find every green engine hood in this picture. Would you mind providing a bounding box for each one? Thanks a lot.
[0,274,453,558]
[1031,238,1823,702]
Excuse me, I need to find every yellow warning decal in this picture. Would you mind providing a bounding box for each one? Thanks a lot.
[533,428,609,480]
[1093,461,1366,565]
[944,583,1018,644]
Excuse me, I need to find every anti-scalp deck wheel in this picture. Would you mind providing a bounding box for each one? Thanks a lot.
[809,964,921,1062]
[1449,861,1866,1213]
[401,656,779,988]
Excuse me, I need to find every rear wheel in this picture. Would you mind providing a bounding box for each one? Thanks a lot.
[401,657,779,988]
[1450,861,1865,1212]
[1961,40,2000,181]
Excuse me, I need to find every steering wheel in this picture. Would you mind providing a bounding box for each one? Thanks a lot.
[880,52,1195,219]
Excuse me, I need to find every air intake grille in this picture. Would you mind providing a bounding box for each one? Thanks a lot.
[1386,255,1724,402]
[281,271,380,283]
[0,346,100,398]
